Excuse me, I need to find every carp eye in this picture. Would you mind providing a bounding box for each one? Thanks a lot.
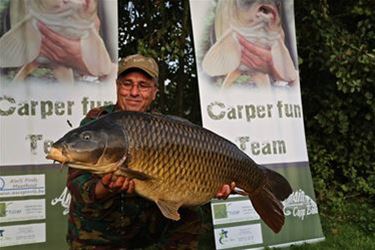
[81,132,91,141]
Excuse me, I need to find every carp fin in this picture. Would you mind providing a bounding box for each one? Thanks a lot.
[248,169,292,233]
[265,168,292,201]
[81,29,113,76]
[52,65,74,84]
[0,16,41,67]
[13,61,40,82]
[202,29,241,76]
[222,69,241,87]
[120,168,153,181]
[165,115,194,125]
[249,186,285,233]
[270,38,298,83]
[156,200,181,221]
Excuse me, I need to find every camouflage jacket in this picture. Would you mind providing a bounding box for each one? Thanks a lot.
[67,105,212,249]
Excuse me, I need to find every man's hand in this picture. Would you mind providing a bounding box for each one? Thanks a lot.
[237,34,286,81]
[95,173,135,200]
[238,34,274,73]
[37,21,90,75]
[216,182,236,200]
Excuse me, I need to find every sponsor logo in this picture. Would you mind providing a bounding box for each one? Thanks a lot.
[51,187,71,215]
[218,229,229,245]
[283,189,319,220]
[213,204,228,219]
[0,178,5,190]
[0,203,6,217]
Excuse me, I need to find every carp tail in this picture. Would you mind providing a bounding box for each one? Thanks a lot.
[248,169,292,233]
[265,169,292,201]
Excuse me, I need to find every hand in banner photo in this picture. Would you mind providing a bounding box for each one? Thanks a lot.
[0,0,116,83]
[201,0,298,88]
[37,21,91,77]
[237,34,297,85]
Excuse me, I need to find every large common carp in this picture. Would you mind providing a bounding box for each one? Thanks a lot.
[46,111,292,233]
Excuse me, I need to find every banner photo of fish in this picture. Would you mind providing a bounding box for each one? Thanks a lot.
[0,0,116,84]
[200,0,298,89]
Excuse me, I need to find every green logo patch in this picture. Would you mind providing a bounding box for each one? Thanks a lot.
[213,203,227,219]
[0,203,6,217]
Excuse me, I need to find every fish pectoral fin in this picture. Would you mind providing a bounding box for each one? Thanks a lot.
[270,38,298,83]
[120,168,153,181]
[156,199,181,221]
[81,29,113,76]
[202,29,241,76]
[0,16,41,68]
[222,70,241,87]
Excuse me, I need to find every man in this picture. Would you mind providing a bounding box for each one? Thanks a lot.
[67,54,234,249]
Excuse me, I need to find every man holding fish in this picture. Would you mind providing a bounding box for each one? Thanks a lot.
[65,54,234,249]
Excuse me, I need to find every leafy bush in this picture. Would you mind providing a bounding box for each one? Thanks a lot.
[295,0,374,206]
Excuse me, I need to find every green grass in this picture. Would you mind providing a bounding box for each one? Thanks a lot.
[284,198,375,250]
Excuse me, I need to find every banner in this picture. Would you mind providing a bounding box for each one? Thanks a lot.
[189,0,324,248]
[0,1,117,249]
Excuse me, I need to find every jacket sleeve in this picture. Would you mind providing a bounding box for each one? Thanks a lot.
[79,115,95,126]
[80,107,108,126]
[67,168,99,205]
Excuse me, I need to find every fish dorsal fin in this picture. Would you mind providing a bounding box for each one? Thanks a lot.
[120,168,153,181]
[0,17,41,67]
[202,28,241,76]
[166,115,194,125]
[156,199,181,221]
[81,29,113,76]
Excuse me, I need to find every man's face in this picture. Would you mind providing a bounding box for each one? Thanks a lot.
[116,71,158,112]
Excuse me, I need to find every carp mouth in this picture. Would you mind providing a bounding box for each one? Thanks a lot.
[256,3,278,24]
[46,147,69,164]
[46,146,127,175]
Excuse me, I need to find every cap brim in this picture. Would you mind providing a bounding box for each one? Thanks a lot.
[118,66,156,79]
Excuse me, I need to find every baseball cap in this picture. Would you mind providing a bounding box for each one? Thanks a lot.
[118,54,159,79]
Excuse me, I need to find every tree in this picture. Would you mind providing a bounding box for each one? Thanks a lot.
[118,0,201,124]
